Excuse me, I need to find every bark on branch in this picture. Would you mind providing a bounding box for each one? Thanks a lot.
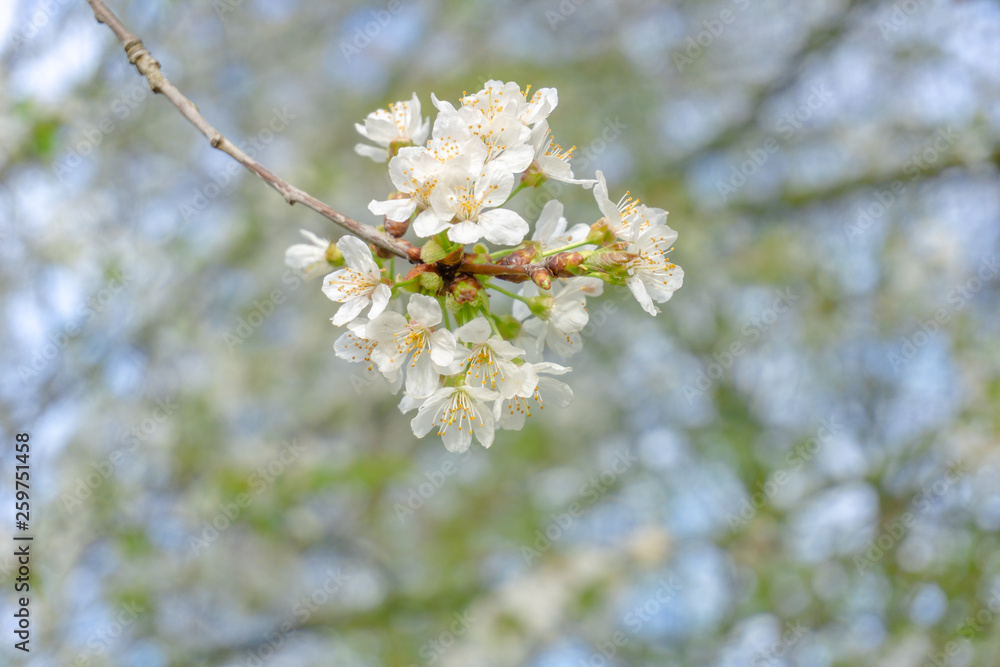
[86,0,422,263]
[86,0,563,281]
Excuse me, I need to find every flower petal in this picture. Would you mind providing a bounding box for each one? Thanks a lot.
[368,283,392,320]
[447,220,483,245]
[407,293,442,328]
[412,208,451,238]
[429,329,457,368]
[405,352,440,399]
[532,199,565,244]
[456,317,491,344]
[354,143,388,162]
[332,295,370,326]
[627,274,658,316]
[337,236,379,274]
[593,171,620,223]
[478,209,529,246]
[411,388,453,437]
[369,197,417,223]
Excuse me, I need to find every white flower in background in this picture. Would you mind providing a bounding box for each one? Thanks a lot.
[531,199,592,252]
[624,225,684,316]
[529,122,596,187]
[354,93,431,162]
[593,170,668,240]
[368,294,457,398]
[422,161,529,245]
[494,362,573,431]
[514,277,603,358]
[410,385,498,452]
[457,317,537,398]
[322,236,391,326]
[284,229,332,280]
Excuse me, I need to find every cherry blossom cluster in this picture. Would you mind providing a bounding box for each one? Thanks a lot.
[285,81,683,452]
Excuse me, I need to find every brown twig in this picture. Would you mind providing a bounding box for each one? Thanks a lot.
[85,0,418,260]
[84,0,553,282]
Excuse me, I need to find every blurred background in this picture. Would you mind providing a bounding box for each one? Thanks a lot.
[1,0,999,665]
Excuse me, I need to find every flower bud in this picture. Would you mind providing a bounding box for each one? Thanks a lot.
[530,267,552,290]
[497,243,539,268]
[384,218,409,238]
[526,295,555,318]
[587,219,617,246]
[545,251,587,276]
[404,264,442,293]
[582,245,631,273]
[520,164,548,189]
[447,274,485,305]
[420,236,464,265]
[494,314,522,339]
[325,243,345,266]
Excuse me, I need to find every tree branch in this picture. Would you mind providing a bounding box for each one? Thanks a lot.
[85,0,564,283]
[85,0,417,261]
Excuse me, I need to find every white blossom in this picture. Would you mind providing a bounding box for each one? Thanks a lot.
[493,362,573,431]
[354,93,430,162]
[334,319,401,392]
[431,80,536,172]
[456,317,537,398]
[326,80,684,449]
[368,112,488,224]
[421,160,529,245]
[514,277,603,358]
[410,386,498,452]
[593,170,668,240]
[368,294,457,398]
[531,199,592,252]
[529,121,596,187]
[284,229,331,280]
[322,236,391,326]
[624,224,684,316]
